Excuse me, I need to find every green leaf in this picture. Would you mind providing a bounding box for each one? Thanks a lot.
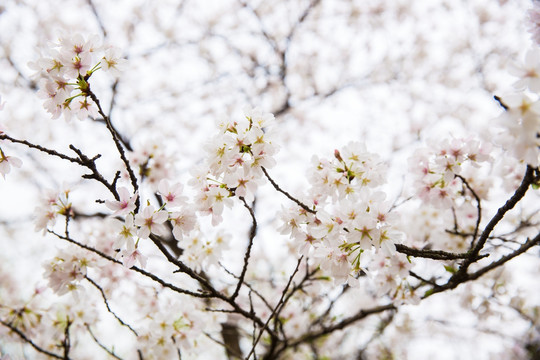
[444,265,456,274]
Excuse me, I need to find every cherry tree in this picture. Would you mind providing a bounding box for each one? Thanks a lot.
[0,0,539,359]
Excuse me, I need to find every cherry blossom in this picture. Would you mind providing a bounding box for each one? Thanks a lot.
[1,2,539,359]
[32,33,124,121]
[134,205,169,238]
[169,208,196,241]
[409,137,492,207]
[0,148,22,179]
[43,248,94,296]
[105,187,138,215]
[509,49,540,92]
[119,238,147,268]
[157,179,187,207]
[101,47,127,76]
[113,213,137,249]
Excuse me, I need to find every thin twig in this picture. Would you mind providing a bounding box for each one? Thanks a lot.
[0,319,63,359]
[62,317,72,359]
[48,231,209,298]
[262,167,315,214]
[286,303,396,348]
[86,0,107,37]
[219,262,273,312]
[0,134,82,165]
[86,324,124,360]
[455,174,482,245]
[409,270,440,288]
[87,89,139,208]
[231,197,258,301]
[246,256,303,360]
[85,276,138,336]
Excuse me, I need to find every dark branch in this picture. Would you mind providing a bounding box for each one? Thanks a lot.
[87,89,139,208]
[456,166,536,277]
[287,303,396,347]
[395,244,487,261]
[85,276,138,336]
[262,167,315,214]
[0,319,63,359]
[49,231,210,298]
[86,324,124,360]
[247,256,303,360]
[0,134,83,165]
[230,197,258,301]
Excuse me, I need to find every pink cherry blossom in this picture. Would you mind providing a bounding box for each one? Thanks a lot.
[158,179,187,207]
[170,208,196,241]
[105,188,138,215]
[0,148,22,179]
[120,238,147,268]
[134,205,168,238]
[101,47,127,76]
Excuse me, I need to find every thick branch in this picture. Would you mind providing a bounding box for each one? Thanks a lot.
[395,244,486,261]
[455,166,536,278]
[287,303,396,348]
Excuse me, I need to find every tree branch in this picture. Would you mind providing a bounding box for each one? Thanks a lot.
[85,275,138,336]
[262,167,315,214]
[231,197,258,301]
[0,319,64,359]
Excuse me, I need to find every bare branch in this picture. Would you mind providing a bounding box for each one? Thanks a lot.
[262,167,315,214]
[455,174,482,245]
[86,88,139,207]
[247,256,303,360]
[231,197,258,301]
[455,166,536,278]
[0,319,64,359]
[49,231,211,298]
[86,0,107,38]
[85,275,138,336]
[86,324,124,360]
[0,133,83,165]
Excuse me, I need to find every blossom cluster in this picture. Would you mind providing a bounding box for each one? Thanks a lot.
[409,137,492,208]
[106,182,196,268]
[42,248,95,297]
[31,33,125,121]
[34,187,73,234]
[190,107,279,225]
[0,290,99,358]
[128,140,175,188]
[279,142,404,290]
[495,47,540,168]
[180,230,230,273]
[528,2,540,47]
[136,296,223,358]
